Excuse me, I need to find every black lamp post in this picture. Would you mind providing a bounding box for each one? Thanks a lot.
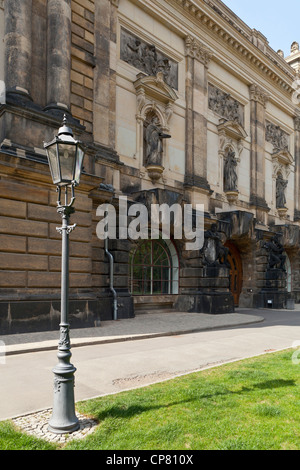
[44,115,85,434]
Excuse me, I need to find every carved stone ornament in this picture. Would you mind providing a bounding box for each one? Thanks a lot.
[145,164,165,183]
[277,207,288,219]
[202,224,230,267]
[266,121,290,152]
[249,84,270,107]
[218,119,247,147]
[291,41,299,54]
[263,235,286,271]
[134,72,178,108]
[185,36,213,67]
[120,28,178,89]
[208,84,244,126]
[225,190,239,205]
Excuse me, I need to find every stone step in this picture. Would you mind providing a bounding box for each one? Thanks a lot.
[133,294,177,315]
[135,308,176,315]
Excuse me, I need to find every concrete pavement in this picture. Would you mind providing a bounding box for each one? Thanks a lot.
[0,309,265,356]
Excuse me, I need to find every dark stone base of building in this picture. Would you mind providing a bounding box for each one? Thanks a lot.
[175,292,235,315]
[253,268,292,309]
[176,264,235,315]
[253,291,292,310]
[0,293,134,335]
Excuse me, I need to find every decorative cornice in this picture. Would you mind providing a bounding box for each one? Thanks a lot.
[185,36,213,67]
[249,84,270,107]
[168,0,295,94]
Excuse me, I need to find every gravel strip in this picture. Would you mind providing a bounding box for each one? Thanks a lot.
[13,409,98,444]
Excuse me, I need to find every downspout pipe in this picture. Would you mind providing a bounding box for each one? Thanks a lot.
[105,237,118,321]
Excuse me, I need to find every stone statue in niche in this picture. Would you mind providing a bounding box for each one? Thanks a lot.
[120,29,178,89]
[145,116,171,167]
[263,234,286,271]
[276,173,288,208]
[224,150,238,192]
[202,224,230,267]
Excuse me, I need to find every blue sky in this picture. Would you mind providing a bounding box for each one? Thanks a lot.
[222,0,299,57]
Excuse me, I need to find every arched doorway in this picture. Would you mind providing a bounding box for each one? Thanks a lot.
[129,239,179,296]
[225,241,243,307]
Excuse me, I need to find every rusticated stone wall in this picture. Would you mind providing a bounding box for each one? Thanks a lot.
[0,168,93,295]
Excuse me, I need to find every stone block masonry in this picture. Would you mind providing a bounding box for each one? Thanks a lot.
[0,178,93,294]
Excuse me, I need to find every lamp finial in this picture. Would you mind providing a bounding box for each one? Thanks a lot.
[58,114,73,137]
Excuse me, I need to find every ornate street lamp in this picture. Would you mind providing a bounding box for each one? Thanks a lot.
[44,115,85,434]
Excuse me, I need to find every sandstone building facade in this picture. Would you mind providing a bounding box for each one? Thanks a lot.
[1,0,300,333]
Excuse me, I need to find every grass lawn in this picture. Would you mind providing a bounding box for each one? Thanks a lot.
[1,349,300,450]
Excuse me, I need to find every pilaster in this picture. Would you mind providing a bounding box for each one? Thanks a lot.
[249,84,270,221]
[45,0,72,115]
[4,0,32,100]
[294,115,300,220]
[184,36,213,193]
[93,0,118,150]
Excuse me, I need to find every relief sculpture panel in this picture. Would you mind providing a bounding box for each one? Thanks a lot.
[120,28,178,89]
[208,84,244,126]
[266,121,289,152]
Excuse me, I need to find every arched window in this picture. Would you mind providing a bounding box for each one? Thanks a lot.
[129,239,179,295]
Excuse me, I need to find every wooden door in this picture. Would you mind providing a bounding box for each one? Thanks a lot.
[225,242,243,307]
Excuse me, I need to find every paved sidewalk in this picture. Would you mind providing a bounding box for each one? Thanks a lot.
[0,309,265,356]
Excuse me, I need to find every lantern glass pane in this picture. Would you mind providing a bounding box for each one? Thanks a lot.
[74,146,85,184]
[46,143,60,185]
[58,143,76,184]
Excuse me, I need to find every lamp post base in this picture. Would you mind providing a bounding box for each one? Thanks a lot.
[48,362,79,435]
[48,421,80,435]
[48,322,79,435]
